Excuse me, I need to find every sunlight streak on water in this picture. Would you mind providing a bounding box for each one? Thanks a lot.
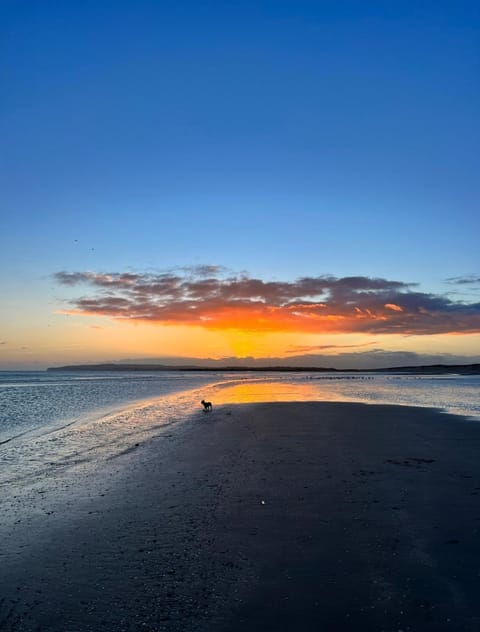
[210,374,480,420]
[211,380,347,404]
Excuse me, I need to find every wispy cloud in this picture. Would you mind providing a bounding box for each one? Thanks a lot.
[178,264,227,277]
[445,275,480,285]
[286,342,377,354]
[54,267,480,335]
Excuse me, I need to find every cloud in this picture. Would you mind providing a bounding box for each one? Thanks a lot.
[445,275,480,285]
[115,350,480,370]
[179,264,227,277]
[53,268,480,335]
[286,342,377,354]
[384,303,403,312]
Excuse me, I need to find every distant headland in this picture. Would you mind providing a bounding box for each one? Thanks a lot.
[47,363,480,375]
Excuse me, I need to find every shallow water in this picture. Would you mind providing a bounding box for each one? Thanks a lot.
[0,370,221,443]
[0,371,223,490]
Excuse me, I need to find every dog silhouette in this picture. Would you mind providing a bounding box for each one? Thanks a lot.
[201,400,213,412]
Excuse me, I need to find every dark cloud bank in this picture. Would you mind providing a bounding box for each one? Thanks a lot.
[54,268,480,336]
[115,350,480,371]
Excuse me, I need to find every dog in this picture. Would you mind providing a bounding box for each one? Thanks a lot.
[201,399,213,412]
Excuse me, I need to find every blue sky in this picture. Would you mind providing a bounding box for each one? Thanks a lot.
[1,1,479,367]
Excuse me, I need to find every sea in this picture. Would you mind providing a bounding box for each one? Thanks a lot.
[1,370,479,490]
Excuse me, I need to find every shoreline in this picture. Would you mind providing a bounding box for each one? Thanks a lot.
[2,401,480,630]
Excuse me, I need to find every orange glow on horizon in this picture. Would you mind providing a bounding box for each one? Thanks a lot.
[4,299,479,369]
[58,304,385,335]
[3,316,480,369]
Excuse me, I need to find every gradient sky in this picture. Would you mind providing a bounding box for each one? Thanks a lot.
[1,0,479,369]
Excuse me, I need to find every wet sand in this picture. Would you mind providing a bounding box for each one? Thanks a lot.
[1,402,480,631]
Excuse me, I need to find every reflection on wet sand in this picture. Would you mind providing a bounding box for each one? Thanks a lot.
[211,380,345,405]
[206,374,480,420]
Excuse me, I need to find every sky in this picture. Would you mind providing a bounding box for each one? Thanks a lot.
[1,0,479,369]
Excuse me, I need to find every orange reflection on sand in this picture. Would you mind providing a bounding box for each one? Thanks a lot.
[212,380,334,405]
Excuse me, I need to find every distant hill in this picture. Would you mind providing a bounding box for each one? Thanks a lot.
[47,363,336,372]
[47,363,480,375]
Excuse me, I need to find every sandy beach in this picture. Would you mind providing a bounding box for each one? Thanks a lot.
[2,401,480,631]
